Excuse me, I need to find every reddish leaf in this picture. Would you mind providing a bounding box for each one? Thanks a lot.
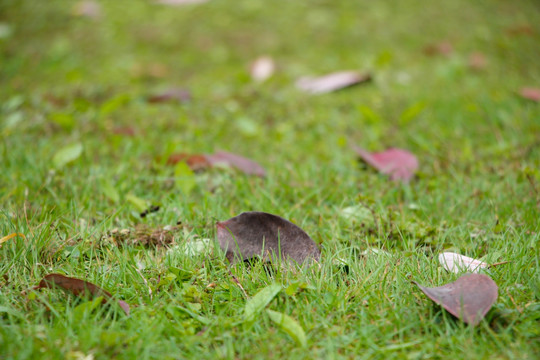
[355,147,418,182]
[423,41,453,56]
[296,71,371,94]
[216,212,320,264]
[519,87,540,102]
[250,56,275,82]
[155,0,208,5]
[112,126,136,137]
[414,274,498,326]
[205,151,266,177]
[148,88,191,104]
[34,274,130,315]
[468,52,487,71]
[166,153,210,171]
[72,0,101,19]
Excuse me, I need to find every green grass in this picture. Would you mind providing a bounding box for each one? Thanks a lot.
[1,0,540,358]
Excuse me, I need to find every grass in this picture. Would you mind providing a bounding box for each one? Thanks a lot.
[1,0,540,358]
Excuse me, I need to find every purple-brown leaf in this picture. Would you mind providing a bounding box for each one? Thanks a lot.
[216,212,320,265]
[355,147,418,182]
[148,87,191,104]
[34,274,130,315]
[205,151,266,177]
[414,274,498,326]
[296,71,371,94]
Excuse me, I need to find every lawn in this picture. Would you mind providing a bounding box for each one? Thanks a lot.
[1,0,539,359]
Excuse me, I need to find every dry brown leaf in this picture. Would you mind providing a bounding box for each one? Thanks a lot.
[468,52,487,71]
[148,88,191,104]
[34,274,130,315]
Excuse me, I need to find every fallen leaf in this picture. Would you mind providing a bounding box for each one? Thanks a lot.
[155,0,208,6]
[34,274,130,315]
[266,309,307,347]
[355,147,419,182]
[216,212,320,264]
[243,283,281,322]
[72,0,101,19]
[438,252,488,274]
[519,87,540,102]
[166,153,210,171]
[148,88,191,104]
[296,71,371,94]
[250,56,275,82]
[0,233,25,247]
[52,142,83,169]
[468,52,487,71]
[112,126,136,137]
[205,151,266,177]
[423,41,453,56]
[506,25,535,36]
[414,273,498,326]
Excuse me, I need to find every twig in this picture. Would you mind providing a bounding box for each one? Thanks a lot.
[488,261,511,268]
[134,266,152,300]
[229,270,248,299]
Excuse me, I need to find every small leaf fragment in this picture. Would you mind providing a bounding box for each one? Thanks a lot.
[296,71,371,94]
[53,143,83,169]
[438,252,488,274]
[243,283,282,322]
[266,309,307,347]
[414,273,498,326]
[34,274,130,315]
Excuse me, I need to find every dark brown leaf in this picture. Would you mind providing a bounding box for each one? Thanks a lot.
[112,126,136,137]
[216,212,320,265]
[34,274,130,315]
[355,147,419,182]
[148,88,191,104]
[506,25,535,36]
[414,273,498,326]
[519,87,540,102]
[296,71,371,94]
[205,151,266,177]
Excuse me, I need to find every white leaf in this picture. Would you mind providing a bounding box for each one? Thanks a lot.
[438,252,488,274]
[296,71,371,94]
[250,56,275,82]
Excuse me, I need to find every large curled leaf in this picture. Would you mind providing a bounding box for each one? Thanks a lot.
[216,212,320,264]
[355,147,418,182]
[244,283,282,322]
[34,274,130,315]
[414,273,498,326]
[266,309,307,347]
